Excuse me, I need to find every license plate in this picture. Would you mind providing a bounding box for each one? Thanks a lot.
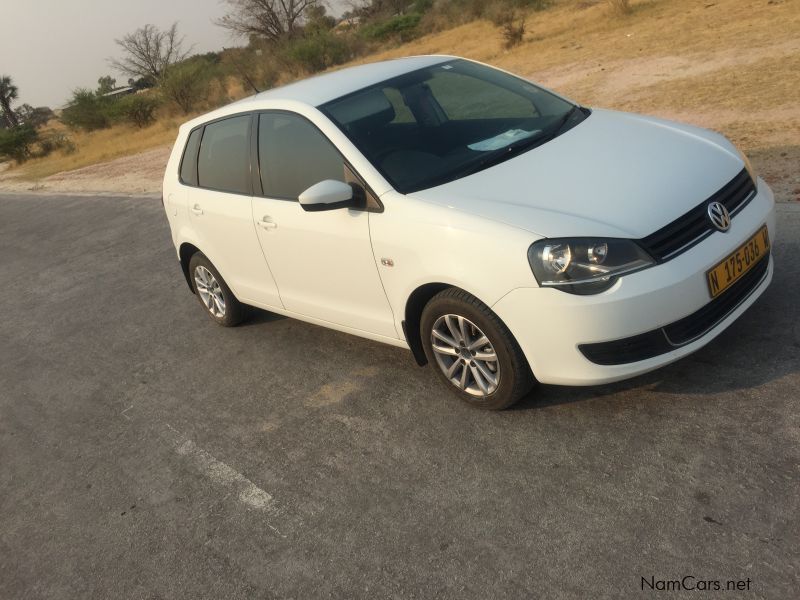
[706,225,770,298]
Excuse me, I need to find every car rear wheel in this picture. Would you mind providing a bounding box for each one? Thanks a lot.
[188,252,246,327]
[421,288,535,410]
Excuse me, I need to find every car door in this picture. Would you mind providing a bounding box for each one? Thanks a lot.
[187,114,282,309]
[251,111,397,338]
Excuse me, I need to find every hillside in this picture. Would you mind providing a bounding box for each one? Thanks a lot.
[1,0,798,200]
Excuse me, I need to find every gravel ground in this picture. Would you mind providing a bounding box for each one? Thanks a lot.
[0,194,798,599]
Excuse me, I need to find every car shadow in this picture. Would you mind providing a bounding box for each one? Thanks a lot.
[238,308,287,327]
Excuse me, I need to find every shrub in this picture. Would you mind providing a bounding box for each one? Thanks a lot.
[284,31,353,73]
[501,15,526,48]
[61,89,110,131]
[361,13,422,42]
[108,94,160,128]
[36,131,75,157]
[0,125,38,164]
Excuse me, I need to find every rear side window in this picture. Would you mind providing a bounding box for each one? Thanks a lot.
[179,128,202,186]
[258,113,345,200]
[197,115,251,195]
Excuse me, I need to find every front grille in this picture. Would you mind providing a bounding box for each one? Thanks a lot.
[640,169,756,262]
[579,251,770,366]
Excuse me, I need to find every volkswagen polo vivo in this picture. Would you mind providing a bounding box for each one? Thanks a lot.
[162,56,775,410]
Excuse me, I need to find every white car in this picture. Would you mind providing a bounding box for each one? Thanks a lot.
[162,55,775,410]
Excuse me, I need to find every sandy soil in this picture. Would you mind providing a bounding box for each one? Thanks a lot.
[0,146,170,197]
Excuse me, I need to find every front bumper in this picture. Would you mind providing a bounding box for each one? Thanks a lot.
[492,178,776,386]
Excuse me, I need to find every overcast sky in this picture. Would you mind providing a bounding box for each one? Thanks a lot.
[1,0,348,109]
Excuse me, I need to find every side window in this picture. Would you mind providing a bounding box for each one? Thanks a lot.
[197,115,251,195]
[179,127,202,186]
[258,113,345,200]
[427,71,538,120]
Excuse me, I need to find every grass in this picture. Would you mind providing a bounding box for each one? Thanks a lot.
[15,118,181,180]
[6,0,800,183]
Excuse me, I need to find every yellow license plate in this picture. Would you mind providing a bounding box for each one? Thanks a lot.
[706,225,770,298]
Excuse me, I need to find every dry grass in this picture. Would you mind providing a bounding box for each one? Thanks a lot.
[5,0,800,198]
[608,0,632,15]
[16,120,179,181]
[350,0,800,150]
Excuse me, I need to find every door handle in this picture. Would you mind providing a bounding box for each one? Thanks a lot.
[258,216,277,230]
[191,204,203,216]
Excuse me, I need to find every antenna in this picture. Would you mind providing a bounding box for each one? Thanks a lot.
[222,47,261,94]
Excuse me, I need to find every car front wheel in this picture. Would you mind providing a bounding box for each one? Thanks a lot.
[421,288,535,410]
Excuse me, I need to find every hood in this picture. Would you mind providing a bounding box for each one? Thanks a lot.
[411,109,746,239]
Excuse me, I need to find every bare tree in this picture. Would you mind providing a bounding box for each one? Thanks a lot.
[216,0,321,42]
[110,23,191,82]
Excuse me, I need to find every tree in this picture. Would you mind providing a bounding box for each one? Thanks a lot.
[97,75,117,95]
[14,104,54,129]
[0,75,20,128]
[344,0,409,19]
[110,23,191,82]
[160,62,210,113]
[216,0,321,42]
[61,89,110,131]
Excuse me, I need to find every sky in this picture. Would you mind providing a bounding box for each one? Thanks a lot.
[1,0,348,109]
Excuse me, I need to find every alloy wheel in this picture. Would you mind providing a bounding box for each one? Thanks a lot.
[194,265,226,319]
[430,314,500,397]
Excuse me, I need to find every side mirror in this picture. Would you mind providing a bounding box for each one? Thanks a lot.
[298,180,358,212]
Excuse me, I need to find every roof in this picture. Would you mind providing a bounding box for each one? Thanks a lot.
[245,55,454,107]
[102,86,135,97]
[179,55,457,132]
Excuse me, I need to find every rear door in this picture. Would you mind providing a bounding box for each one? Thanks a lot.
[251,111,397,338]
[187,114,282,309]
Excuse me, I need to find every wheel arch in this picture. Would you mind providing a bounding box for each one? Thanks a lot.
[179,242,201,293]
[403,282,469,366]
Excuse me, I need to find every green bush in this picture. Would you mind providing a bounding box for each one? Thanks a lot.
[361,13,422,42]
[108,94,160,128]
[284,31,353,73]
[0,125,38,163]
[61,89,110,131]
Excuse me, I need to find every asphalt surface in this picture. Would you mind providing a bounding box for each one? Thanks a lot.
[0,193,798,599]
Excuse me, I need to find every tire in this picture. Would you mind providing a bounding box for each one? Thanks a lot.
[421,288,535,410]
[188,252,246,327]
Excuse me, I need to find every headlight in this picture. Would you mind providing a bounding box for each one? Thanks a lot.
[736,147,757,182]
[528,238,655,295]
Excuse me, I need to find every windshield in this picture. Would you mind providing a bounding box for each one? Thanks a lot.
[319,59,586,194]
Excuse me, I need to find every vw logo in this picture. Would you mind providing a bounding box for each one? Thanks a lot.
[707,201,731,232]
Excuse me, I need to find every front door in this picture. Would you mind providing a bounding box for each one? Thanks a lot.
[251,112,397,338]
